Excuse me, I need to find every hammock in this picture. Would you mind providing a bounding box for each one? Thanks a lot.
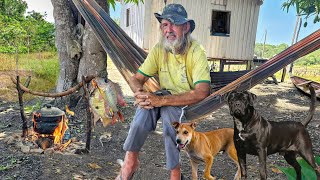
[72,0,160,92]
[72,0,320,120]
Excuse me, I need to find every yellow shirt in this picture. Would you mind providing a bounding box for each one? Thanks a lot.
[138,40,210,94]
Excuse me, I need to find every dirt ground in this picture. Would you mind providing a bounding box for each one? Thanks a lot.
[0,65,319,180]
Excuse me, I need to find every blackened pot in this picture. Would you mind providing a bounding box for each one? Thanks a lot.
[33,104,65,134]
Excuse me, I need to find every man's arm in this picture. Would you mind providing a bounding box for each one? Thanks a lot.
[130,72,149,93]
[130,72,157,108]
[139,82,210,108]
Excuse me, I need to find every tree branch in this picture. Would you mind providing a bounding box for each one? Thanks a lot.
[10,75,95,97]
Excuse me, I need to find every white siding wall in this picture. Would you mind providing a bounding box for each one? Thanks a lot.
[120,2,145,48]
[121,0,261,60]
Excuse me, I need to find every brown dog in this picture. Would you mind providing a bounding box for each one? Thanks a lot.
[172,122,241,180]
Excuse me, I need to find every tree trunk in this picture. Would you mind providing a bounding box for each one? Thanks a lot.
[51,0,79,92]
[77,0,108,81]
[52,0,109,92]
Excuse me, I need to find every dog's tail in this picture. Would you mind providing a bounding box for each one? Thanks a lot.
[302,85,316,127]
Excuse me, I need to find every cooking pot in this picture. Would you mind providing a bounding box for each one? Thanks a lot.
[32,104,65,134]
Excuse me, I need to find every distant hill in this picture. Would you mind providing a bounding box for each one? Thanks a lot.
[254,43,320,65]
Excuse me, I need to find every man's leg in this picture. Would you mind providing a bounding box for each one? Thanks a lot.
[160,106,183,180]
[117,107,160,180]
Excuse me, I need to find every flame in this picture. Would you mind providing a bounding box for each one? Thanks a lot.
[65,105,75,116]
[57,139,72,151]
[52,116,68,144]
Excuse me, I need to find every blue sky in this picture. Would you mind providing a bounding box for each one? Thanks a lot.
[256,0,319,45]
[26,0,319,45]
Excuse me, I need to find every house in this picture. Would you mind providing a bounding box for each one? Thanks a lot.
[119,0,263,71]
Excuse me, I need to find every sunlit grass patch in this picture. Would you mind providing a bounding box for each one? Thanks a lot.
[0,52,59,102]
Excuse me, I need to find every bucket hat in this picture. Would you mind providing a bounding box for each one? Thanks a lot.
[154,4,195,33]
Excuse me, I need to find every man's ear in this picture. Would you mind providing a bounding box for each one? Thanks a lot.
[183,22,190,34]
[172,122,180,129]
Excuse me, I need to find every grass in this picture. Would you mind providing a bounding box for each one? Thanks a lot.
[0,157,18,172]
[0,52,59,102]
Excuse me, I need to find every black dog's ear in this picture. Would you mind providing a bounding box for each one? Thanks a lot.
[247,91,257,106]
[172,122,180,129]
[224,91,235,102]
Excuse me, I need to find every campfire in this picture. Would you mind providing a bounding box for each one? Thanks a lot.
[31,104,71,150]
[3,104,86,154]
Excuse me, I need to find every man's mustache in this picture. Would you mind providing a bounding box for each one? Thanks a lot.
[166,32,176,37]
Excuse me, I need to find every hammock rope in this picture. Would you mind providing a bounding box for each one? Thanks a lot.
[72,0,320,121]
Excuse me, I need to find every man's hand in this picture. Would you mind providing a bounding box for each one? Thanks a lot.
[134,88,166,109]
[134,88,154,109]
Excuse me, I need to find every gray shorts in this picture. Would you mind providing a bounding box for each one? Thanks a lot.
[123,106,183,170]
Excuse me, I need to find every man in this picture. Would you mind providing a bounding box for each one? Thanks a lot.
[117,4,211,180]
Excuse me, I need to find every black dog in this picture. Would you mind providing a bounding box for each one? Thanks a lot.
[226,86,320,180]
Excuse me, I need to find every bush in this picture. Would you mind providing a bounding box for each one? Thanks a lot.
[276,156,320,179]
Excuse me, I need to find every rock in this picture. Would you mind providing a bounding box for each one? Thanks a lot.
[4,136,15,145]
[21,145,30,153]
[30,148,44,154]
[44,147,55,154]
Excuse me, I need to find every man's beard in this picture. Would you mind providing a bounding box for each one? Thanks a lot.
[161,32,189,55]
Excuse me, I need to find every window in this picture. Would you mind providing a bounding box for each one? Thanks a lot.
[211,11,231,36]
[126,8,130,27]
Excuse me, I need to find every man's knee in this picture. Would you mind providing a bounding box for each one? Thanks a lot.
[131,108,158,132]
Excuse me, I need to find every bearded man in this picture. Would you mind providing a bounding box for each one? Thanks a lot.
[116,4,211,180]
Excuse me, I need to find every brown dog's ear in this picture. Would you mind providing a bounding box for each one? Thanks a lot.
[248,91,257,106]
[190,122,197,129]
[172,122,180,129]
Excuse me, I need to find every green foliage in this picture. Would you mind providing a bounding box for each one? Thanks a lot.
[0,157,18,171]
[0,0,27,19]
[255,43,320,66]
[276,156,320,180]
[0,15,27,51]
[0,1,55,53]
[24,100,42,114]
[282,0,320,27]
[254,43,289,59]
[108,0,144,10]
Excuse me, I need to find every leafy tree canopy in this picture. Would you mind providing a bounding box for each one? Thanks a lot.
[0,1,55,53]
[282,0,320,27]
[255,43,320,65]
[108,0,143,10]
[0,0,27,20]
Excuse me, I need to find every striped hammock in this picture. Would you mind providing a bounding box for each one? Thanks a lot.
[72,0,320,121]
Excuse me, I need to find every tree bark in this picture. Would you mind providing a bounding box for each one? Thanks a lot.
[77,0,108,82]
[51,0,79,92]
[52,0,109,92]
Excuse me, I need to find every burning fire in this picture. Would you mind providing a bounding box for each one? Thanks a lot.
[32,113,70,149]
[52,116,68,144]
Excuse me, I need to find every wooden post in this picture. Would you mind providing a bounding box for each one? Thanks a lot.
[83,76,92,152]
[16,75,28,137]
[219,59,225,72]
[283,16,301,81]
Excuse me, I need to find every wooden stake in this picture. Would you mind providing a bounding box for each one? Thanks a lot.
[16,75,28,137]
[83,76,92,153]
